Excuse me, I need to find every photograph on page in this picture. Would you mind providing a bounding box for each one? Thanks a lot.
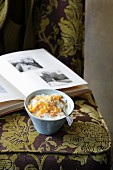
[39,70,72,86]
[8,56,43,73]
[0,75,24,102]
[34,68,78,89]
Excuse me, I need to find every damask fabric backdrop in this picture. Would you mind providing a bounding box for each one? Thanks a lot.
[0,93,111,169]
[35,0,85,77]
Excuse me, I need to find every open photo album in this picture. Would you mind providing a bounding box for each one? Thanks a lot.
[0,49,90,115]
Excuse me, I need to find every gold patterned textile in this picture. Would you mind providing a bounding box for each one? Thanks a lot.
[35,0,85,77]
[0,93,111,169]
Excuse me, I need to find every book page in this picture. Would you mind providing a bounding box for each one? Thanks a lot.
[0,59,51,97]
[0,49,87,97]
[0,74,24,102]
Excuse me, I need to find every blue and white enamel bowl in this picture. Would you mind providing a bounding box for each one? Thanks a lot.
[24,89,74,135]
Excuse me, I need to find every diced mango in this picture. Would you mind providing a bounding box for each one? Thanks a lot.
[28,94,67,118]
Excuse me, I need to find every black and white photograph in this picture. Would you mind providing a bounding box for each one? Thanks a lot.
[9,57,43,72]
[0,85,7,93]
[39,70,72,87]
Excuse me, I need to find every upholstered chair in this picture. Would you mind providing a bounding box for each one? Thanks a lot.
[0,0,111,169]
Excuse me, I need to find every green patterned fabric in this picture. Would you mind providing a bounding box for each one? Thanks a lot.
[0,0,9,29]
[0,95,111,154]
[35,0,85,76]
[0,93,111,169]
[0,153,111,170]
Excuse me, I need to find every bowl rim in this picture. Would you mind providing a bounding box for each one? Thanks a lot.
[24,89,74,122]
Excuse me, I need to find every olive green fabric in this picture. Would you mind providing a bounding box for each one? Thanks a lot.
[0,0,35,53]
[0,153,111,170]
[0,93,111,154]
[0,0,9,30]
[0,93,111,169]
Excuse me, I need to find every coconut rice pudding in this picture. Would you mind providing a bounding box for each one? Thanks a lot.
[27,94,68,120]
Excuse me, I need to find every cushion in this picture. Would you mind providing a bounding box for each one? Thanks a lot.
[0,92,111,169]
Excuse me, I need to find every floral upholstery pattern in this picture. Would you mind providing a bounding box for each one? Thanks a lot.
[35,0,85,77]
[0,93,111,169]
[0,0,111,169]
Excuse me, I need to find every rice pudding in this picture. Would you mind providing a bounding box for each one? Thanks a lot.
[27,94,68,120]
